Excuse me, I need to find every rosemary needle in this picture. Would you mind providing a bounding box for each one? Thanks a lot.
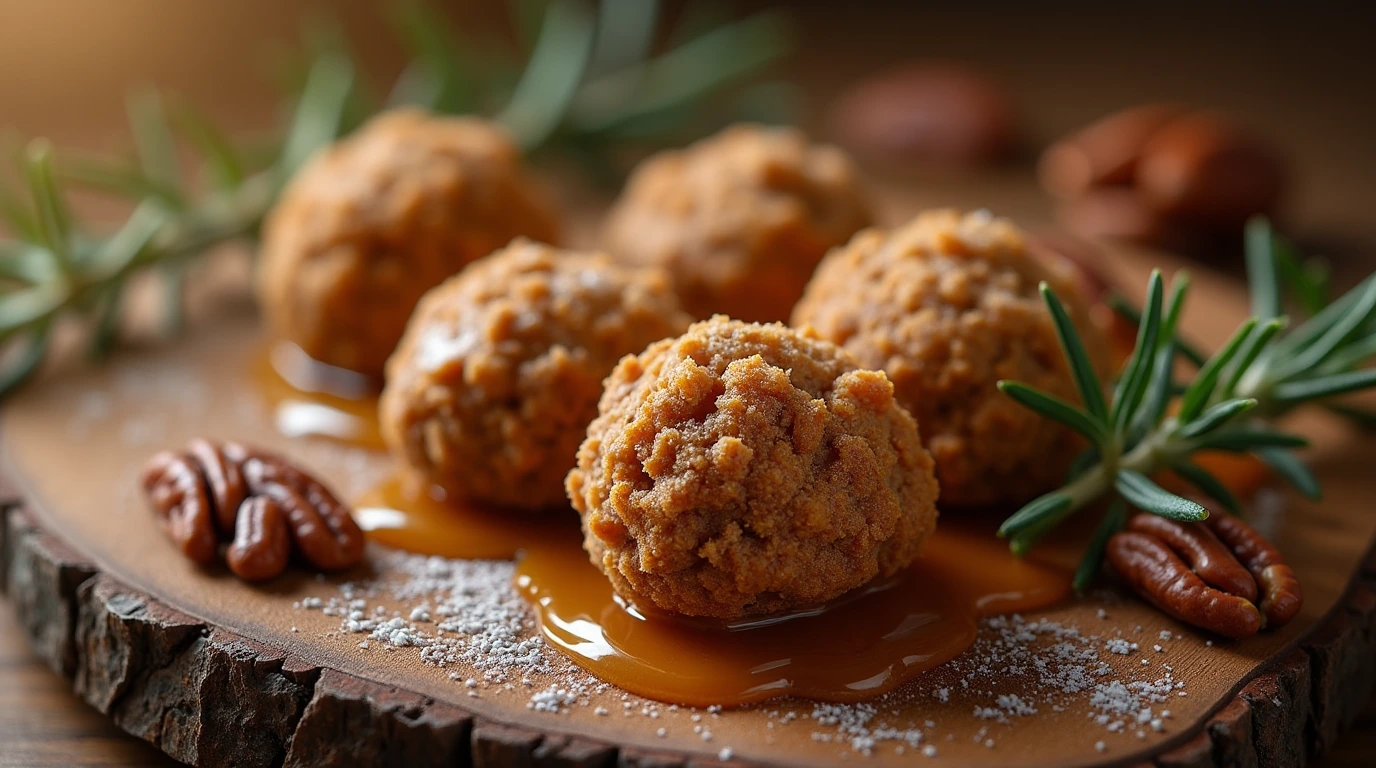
[999,217,1376,587]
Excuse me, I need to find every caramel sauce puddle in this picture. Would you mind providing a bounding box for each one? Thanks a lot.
[354,472,1073,707]
[255,341,384,449]
[355,472,572,560]
[518,521,1071,707]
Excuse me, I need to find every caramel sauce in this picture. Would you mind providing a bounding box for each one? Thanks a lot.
[354,472,574,560]
[255,342,384,449]
[355,471,1071,706]
[516,521,1071,707]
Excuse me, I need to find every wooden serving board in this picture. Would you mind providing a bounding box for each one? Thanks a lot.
[3,195,1376,767]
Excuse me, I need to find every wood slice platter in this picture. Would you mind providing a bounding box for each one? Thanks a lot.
[3,194,1376,767]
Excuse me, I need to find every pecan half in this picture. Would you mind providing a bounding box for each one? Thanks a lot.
[141,439,365,581]
[1205,513,1303,627]
[1106,513,1302,639]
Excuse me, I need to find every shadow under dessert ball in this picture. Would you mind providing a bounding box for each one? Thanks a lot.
[793,209,1109,508]
[567,317,939,619]
[601,124,873,324]
[257,109,561,377]
[381,240,691,510]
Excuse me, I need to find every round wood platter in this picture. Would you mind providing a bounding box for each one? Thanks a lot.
[4,208,1376,767]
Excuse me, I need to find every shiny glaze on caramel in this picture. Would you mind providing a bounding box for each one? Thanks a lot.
[255,341,383,449]
[354,472,573,560]
[517,520,1070,706]
[354,471,1072,706]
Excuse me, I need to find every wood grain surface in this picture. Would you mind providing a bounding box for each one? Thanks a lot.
[2,2,1374,766]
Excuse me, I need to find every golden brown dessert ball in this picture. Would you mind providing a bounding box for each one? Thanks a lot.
[792,209,1109,508]
[258,109,561,377]
[601,124,873,324]
[380,240,691,510]
[567,317,939,619]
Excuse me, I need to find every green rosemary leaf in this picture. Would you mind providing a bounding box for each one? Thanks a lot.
[1245,216,1282,320]
[1277,273,1376,358]
[87,286,123,361]
[1169,460,1241,515]
[0,176,40,242]
[1009,519,1060,556]
[1162,272,1190,334]
[997,380,1106,445]
[22,141,73,265]
[126,88,183,206]
[1109,294,1207,367]
[1220,317,1286,399]
[1178,318,1257,421]
[1009,497,1085,555]
[1320,333,1376,375]
[1115,470,1209,521]
[60,157,183,205]
[1274,237,1331,317]
[571,9,793,137]
[1255,446,1321,501]
[1176,398,1258,440]
[1193,426,1310,452]
[589,0,660,75]
[1271,369,1376,404]
[0,322,51,397]
[150,265,180,337]
[0,284,62,334]
[172,103,244,192]
[89,202,166,280]
[1040,282,1109,421]
[388,0,482,114]
[1073,500,1126,592]
[1112,270,1164,433]
[997,490,1074,539]
[0,243,54,284]
[280,52,357,177]
[498,0,597,150]
[1133,276,1189,437]
[1134,339,1177,440]
[1273,276,1376,380]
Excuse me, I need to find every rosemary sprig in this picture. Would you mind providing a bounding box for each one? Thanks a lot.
[998,217,1376,590]
[0,0,793,398]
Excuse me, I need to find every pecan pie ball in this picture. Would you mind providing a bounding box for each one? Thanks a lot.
[567,317,939,619]
[601,124,873,324]
[380,240,691,510]
[258,109,561,377]
[792,209,1109,508]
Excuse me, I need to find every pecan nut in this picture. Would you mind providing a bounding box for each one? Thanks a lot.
[1204,513,1303,627]
[141,439,365,581]
[1106,513,1302,639]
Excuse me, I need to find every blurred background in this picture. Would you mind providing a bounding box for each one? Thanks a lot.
[2,0,1374,253]
[2,1,1374,765]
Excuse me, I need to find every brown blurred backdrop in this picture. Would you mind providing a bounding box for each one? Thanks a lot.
[2,1,1374,246]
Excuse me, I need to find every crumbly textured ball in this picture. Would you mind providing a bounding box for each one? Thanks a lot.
[601,124,873,323]
[567,317,939,619]
[793,209,1109,508]
[381,240,691,510]
[258,109,560,377]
